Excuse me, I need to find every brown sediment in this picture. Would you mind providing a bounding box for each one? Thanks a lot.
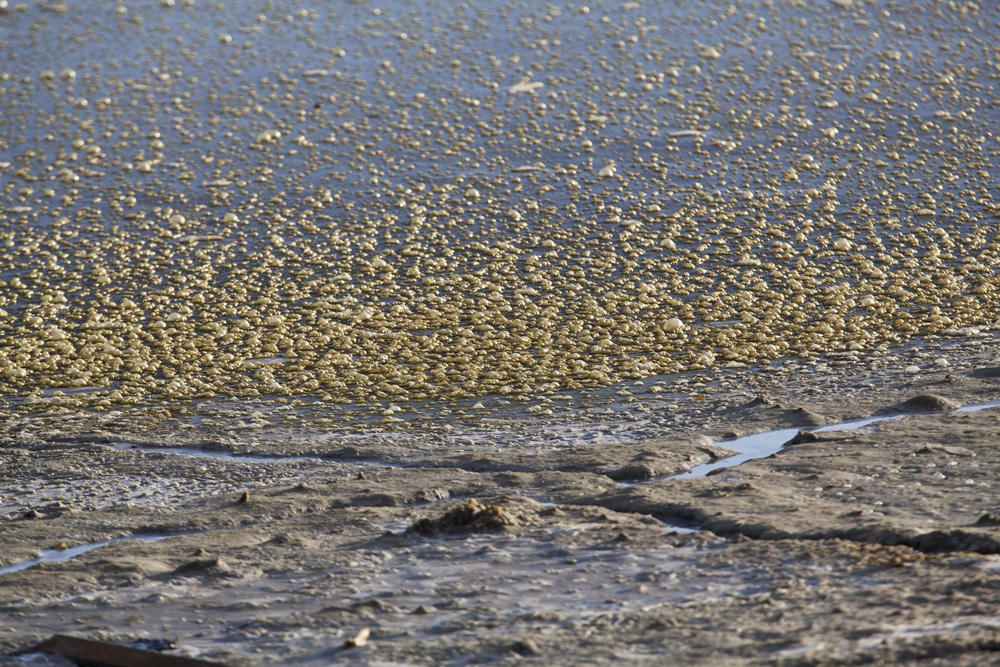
[2,356,1000,664]
[3,0,1000,664]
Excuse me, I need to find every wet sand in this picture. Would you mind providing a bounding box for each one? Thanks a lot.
[3,344,1000,666]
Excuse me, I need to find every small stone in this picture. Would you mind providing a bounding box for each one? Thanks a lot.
[342,627,370,649]
[610,463,658,480]
[511,639,540,656]
[747,393,774,407]
[173,556,230,575]
[785,430,822,446]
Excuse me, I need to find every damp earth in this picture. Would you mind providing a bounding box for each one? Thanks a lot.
[3,0,1000,665]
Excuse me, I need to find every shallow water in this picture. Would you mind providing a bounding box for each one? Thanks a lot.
[2,0,1000,421]
[0,534,171,578]
[670,400,1000,482]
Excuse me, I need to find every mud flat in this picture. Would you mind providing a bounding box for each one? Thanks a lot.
[4,0,1000,663]
[3,349,1000,666]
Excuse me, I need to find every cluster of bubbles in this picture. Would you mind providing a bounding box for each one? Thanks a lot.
[1,0,998,417]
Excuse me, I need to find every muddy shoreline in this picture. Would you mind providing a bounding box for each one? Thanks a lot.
[4,0,1000,663]
[3,345,1000,665]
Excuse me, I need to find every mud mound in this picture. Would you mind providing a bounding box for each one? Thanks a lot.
[780,407,826,426]
[406,499,524,536]
[877,394,960,414]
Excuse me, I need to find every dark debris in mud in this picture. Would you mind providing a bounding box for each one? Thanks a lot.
[405,498,527,537]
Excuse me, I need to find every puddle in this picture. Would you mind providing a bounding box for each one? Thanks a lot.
[639,400,1000,533]
[954,400,1000,413]
[655,516,701,534]
[111,442,325,464]
[670,401,1000,482]
[0,535,172,578]
[110,442,405,473]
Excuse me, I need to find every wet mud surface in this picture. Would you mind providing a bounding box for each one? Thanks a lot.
[4,354,1000,665]
[5,0,1000,664]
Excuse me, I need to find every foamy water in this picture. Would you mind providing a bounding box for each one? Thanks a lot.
[1,1,999,421]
